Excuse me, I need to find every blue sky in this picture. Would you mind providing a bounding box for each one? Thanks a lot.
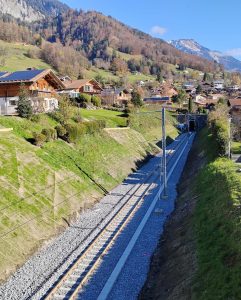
[62,0,241,59]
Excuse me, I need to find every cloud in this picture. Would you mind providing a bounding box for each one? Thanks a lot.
[225,48,241,57]
[150,26,167,36]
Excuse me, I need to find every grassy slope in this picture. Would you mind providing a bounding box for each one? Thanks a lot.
[80,109,127,128]
[84,66,156,83]
[0,109,178,281]
[0,40,160,83]
[193,128,241,299]
[0,40,51,72]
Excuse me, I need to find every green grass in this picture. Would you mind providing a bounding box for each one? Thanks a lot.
[79,109,127,128]
[129,107,178,145]
[83,65,156,84]
[0,40,51,72]
[107,47,143,62]
[192,128,241,299]
[83,67,118,81]
[231,141,241,154]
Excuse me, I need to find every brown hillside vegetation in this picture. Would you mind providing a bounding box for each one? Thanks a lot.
[36,10,220,73]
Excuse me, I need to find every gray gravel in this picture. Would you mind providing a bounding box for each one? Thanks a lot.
[0,134,189,300]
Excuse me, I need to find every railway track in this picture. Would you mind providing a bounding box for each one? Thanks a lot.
[42,134,190,300]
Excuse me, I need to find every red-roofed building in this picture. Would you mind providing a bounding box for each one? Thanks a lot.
[62,79,103,98]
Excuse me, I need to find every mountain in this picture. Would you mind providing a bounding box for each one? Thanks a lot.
[35,10,219,73]
[0,3,221,77]
[0,0,69,22]
[169,39,241,72]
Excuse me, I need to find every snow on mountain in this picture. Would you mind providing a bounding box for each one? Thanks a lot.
[169,39,241,72]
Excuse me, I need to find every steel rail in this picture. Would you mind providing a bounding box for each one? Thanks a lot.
[41,134,190,300]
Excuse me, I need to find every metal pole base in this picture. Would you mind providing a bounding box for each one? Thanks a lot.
[160,190,168,200]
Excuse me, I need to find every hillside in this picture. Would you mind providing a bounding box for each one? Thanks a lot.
[0,109,178,281]
[169,39,241,72]
[0,40,51,72]
[0,3,222,80]
[35,10,219,75]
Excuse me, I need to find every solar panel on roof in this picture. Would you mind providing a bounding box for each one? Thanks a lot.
[0,72,7,78]
[0,69,45,82]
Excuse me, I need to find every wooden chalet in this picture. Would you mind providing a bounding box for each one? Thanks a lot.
[63,79,103,98]
[229,99,241,139]
[0,69,65,115]
[229,99,241,121]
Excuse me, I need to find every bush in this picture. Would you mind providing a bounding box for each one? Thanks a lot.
[64,123,86,143]
[33,132,46,147]
[48,111,65,124]
[79,93,91,104]
[208,106,229,156]
[91,95,101,107]
[212,120,228,156]
[55,125,67,138]
[84,120,106,134]
[41,128,57,142]
[17,84,33,119]
[30,114,40,123]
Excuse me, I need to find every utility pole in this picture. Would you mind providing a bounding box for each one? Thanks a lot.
[162,107,168,198]
[228,116,232,159]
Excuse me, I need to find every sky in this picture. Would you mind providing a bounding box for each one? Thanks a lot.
[62,0,241,59]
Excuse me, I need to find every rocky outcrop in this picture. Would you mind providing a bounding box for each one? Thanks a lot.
[0,0,44,22]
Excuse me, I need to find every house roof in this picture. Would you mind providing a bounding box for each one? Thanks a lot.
[0,69,45,82]
[64,79,102,90]
[0,69,65,89]
[229,99,241,107]
[144,96,170,102]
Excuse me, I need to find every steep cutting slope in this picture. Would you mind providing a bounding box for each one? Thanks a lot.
[0,111,178,281]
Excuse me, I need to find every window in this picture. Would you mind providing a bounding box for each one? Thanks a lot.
[9,100,17,106]
[84,85,93,92]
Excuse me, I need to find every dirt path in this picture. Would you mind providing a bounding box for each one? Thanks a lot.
[139,134,206,300]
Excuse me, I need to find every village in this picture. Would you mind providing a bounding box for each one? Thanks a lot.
[0,67,240,142]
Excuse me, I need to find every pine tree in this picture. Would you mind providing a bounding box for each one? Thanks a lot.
[16,84,32,119]
[188,97,193,113]
[196,84,202,94]
[131,90,143,107]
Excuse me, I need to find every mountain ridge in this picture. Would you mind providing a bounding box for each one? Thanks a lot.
[169,39,241,72]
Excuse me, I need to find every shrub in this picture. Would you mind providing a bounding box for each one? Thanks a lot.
[48,111,64,124]
[41,128,57,142]
[79,93,91,104]
[91,95,101,107]
[84,120,106,134]
[65,123,86,143]
[58,95,73,125]
[55,125,67,138]
[33,132,46,147]
[208,105,229,156]
[30,114,40,123]
[16,84,33,119]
